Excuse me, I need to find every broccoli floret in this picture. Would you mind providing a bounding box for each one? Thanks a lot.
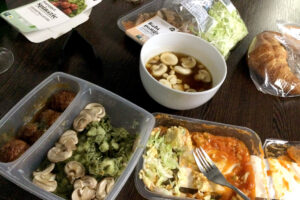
[99,141,109,152]
[110,139,119,150]
[86,127,97,136]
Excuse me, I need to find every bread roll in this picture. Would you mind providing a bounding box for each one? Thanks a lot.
[248,31,300,95]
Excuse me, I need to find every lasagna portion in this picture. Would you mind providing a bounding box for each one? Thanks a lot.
[192,132,256,200]
[139,126,256,200]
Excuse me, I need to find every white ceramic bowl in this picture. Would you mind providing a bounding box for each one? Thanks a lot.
[140,32,227,110]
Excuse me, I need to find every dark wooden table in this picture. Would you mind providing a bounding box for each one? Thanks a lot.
[0,0,300,199]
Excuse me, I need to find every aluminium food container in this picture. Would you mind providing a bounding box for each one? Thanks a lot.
[0,72,155,200]
[135,113,265,200]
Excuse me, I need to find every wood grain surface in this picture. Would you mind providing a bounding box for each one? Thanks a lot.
[0,0,300,199]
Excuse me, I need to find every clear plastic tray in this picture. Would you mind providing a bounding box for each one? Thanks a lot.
[117,0,163,32]
[263,139,300,200]
[135,113,264,200]
[263,139,300,158]
[0,72,155,200]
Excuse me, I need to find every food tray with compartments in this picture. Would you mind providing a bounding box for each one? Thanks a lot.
[0,72,155,200]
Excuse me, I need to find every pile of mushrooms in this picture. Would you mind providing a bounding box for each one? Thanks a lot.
[33,129,79,193]
[72,176,115,200]
[33,103,115,200]
[146,52,212,92]
[47,130,78,163]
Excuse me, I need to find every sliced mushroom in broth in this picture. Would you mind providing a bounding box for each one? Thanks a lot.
[146,52,213,92]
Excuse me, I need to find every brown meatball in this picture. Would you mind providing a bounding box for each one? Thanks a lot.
[38,109,61,128]
[49,90,76,112]
[0,139,29,162]
[18,123,43,145]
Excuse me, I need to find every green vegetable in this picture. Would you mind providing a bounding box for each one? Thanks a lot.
[42,116,136,199]
[73,116,136,179]
[199,1,248,58]
[139,128,181,195]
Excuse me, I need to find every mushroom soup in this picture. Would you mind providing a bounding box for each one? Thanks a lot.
[146,52,213,92]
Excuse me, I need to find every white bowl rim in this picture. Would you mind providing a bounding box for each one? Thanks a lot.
[140,32,227,96]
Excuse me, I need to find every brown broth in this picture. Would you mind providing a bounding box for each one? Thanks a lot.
[146,52,213,92]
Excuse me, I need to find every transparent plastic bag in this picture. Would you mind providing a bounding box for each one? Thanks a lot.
[121,0,248,58]
[247,22,300,97]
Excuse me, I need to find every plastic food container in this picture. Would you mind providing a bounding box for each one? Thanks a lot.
[263,139,300,199]
[135,113,265,200]
[117,0,248,58]
[0,72,155,200]
[117,0,163,32]
[263,139,300,157]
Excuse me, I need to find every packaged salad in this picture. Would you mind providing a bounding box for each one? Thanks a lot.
[118,0,248,58]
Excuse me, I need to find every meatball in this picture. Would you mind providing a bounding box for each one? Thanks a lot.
[0,139,29,162]
[49,90,76,112]
[18,123,43,145]
[38,109,61,128]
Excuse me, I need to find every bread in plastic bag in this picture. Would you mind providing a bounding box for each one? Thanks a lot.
[247,22,300,97]
[122,0,248,58]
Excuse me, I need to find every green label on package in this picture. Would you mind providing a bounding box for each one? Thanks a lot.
[1,0,101,33]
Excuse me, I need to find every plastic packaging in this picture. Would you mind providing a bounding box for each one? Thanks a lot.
[118,0,248,58]
[0,72,155,200]
[247,21,300,97]
[263,139,300,199]
[135,113,266,200]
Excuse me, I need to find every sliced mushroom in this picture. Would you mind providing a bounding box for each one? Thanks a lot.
[183,84,190,90]
[65,161,85,183]
[181,56,196,68]
[73,111,93,132]
[146,63,152,68]
[160,52,178,66]
[198,63,205,69]
[159,79,172,88]
[172,84,184,91]
[151,64,168,77]
[148,55,160,64]
[59,130,78,151]
[194,69,212,83]
[96,177,115,200]
[72,187,96,200]
[169,70,175,75]
[166,75,177,85]
[33,163,57,192]
[162,73,168,78]
[85,103,106,122]
[74,176,98,190]
[48,143,72,163]
[174,66,192,75]
[73,103,106,132]
[186,89,197,92]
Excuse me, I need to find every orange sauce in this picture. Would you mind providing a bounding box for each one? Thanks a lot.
[191,132,256,200]
[282,178,290,190]
[294,175,300,183]
[267,170,272,176]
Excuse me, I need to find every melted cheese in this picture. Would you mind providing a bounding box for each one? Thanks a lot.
[268,157,300,199]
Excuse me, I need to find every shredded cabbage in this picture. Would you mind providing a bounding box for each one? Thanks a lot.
[200,1,248,58]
